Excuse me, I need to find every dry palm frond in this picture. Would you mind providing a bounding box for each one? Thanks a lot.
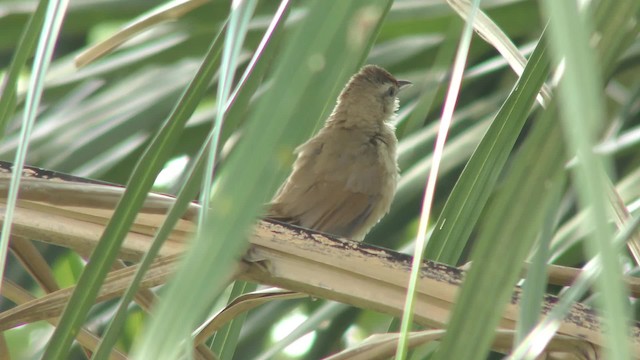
[0,162,639,357]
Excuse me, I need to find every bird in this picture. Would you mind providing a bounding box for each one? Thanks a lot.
[267,65,411,241]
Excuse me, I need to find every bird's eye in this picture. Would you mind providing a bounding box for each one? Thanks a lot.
[386,87,396,97]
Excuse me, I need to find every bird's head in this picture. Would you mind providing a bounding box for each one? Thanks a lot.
[332,65,411,126]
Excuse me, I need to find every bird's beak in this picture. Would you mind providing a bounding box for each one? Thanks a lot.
[397,80,412,91]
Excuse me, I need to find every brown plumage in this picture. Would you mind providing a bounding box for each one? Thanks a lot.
[268,65,411,241]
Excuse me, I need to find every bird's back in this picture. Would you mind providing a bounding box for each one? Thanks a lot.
[268,124,398,241]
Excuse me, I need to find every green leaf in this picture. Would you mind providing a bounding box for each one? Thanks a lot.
[426,32,550,265]
[42,5,224,359]
[434,35,554,360]
[543,1,632,358]
[130,2,392,358]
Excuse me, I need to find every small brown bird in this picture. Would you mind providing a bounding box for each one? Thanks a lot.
[268,65,411,241]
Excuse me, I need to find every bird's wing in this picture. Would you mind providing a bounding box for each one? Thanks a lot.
[267,130,394,240]
[269,178,377,240]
